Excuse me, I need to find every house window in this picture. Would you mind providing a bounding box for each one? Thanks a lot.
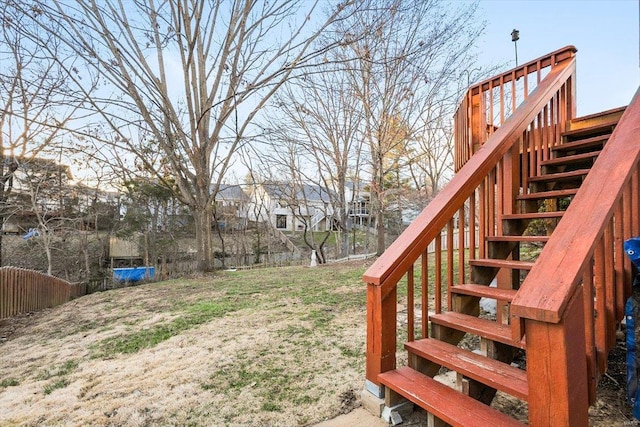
[276,214,287,229]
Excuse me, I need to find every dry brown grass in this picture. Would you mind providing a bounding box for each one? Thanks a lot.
[0,262,370,426]
[0,260,633,426]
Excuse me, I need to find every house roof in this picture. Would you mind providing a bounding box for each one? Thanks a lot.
[215,184,249,202]
[262,181,334,203]
[12,156,74,181]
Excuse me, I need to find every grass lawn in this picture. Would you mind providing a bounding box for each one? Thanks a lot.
[0,261,374,426]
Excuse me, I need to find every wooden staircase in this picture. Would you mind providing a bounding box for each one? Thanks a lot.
[377,118,619,426]
[364,46,640,426]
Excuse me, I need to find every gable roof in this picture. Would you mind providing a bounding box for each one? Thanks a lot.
[262,181,334,203]
[215,184,249,202]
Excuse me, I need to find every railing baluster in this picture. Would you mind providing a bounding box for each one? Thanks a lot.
[594,237,607,373]
[458,206,465,285]
[421,250,429,338]
[435,233,442,314]
[447,220,454,311]
[623,181,634,284]
[407,265,414,342]
[614,198,626,321]
[469,191,476,265]
[499,76,505,124]
[488,170,496,238]
[633,169,640,238]
[511,70,517,114]
[489,81,494,132]
[523,64,529,99]
[582,259,596,404]
[479,180,486,258]
[496,159,504,235]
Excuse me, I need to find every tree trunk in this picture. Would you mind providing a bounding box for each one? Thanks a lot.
[340,213,350,258]
[192,204,214,271]
[44,234,53,276]
[376,207,385,256]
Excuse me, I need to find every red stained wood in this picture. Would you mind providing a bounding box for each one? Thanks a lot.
[502,211,564,221]
[582,264,597,405]
[525,288,589,426]
[429,312,525,349]
[552,134,609,152]
[539,150,600,168]
[528,168,590,184]
[515,188,578,200]
[561,122,617,139]
[451,284,518,301]
[366,284,397,384]
[512,87,640,323]
[405,338,528,400]
[486,235,549,243]
[363,58,577,289]
[378,366,525,427]
[469,258,535,270]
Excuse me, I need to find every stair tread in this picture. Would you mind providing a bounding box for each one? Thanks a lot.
[502,211,564,220]
[378,367,525,427]
[562,121,617,139]
[469,258,535,270]
[405,338,528,400]
[486,235,550,242]
[540,150,601,167]
[553,134,610,152]
[430,312,525,349]
[451,284,518,301]
[516,188,578,200]
[528,168,590,183]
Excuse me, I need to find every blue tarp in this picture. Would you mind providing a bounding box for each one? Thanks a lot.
[113,267,155,282]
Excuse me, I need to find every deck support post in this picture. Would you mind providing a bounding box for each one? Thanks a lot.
[524,286,589,426]
[365,282,397,394]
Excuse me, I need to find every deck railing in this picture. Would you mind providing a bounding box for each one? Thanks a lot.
[511,87,640,425]
[363,47,577,397]
[454,46,576,171]
[0,267,84,320]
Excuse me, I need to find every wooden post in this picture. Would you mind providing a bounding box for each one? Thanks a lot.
[525,286,589,426]
[366,282,397,396]
[470,91,486,155]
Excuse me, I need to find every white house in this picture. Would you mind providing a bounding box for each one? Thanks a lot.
[248,181,335,232]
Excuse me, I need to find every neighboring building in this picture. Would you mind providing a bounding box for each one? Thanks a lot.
[2,156,119,233]
[213,184,250,231]
[248,181,335,232]
[345,181,373,228]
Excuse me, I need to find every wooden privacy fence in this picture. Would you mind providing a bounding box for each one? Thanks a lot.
[0,267,85,320]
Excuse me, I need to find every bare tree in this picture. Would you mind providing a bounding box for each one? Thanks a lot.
[409,102,456,201]
[0,4,95,266]
[14,0,365,271]
[332,0,484,254]
[248,136,334,263]
[10,158,75,275]
[268,64,365,258]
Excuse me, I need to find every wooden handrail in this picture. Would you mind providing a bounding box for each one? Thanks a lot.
[455,45,578,171]
[469,45,577,96]
[512,87,640,323]
[363,57,577,291]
